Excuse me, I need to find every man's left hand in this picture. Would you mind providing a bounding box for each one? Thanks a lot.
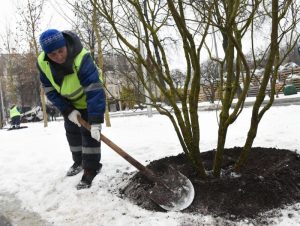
[91,124,102,141]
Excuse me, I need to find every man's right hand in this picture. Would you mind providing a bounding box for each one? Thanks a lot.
[68,110,81,127]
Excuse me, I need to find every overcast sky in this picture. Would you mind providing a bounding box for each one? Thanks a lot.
[0,0,73,50]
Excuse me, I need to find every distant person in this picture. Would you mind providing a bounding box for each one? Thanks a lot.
[37,29,106,189]
[46,105,57,121]
[9,105,21,129]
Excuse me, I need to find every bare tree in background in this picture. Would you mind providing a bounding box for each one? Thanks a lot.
[65,0,112,127]
[200,60,219,103]
[0,26,19,107]
[17,0,48,127]
[170,69,185,89]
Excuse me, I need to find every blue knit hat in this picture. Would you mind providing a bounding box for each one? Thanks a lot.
[39,29,66,54]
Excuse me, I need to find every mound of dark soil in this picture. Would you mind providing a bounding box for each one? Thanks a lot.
[121,147,300,219]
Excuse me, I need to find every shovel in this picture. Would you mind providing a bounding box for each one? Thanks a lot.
[77,116,194,211]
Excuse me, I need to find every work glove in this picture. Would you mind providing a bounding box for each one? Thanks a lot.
[67,110,81,127]
[91,124,102,141]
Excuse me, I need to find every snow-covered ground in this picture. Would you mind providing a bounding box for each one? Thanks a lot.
[1,101,300,226]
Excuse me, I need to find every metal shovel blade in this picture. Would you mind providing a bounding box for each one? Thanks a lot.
[148,166,194,211]
[76,116,194,211]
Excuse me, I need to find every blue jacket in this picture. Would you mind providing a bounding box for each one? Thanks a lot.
[37,31,105,124]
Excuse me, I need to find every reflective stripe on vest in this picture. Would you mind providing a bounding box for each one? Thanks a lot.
[38,48,102,109]
[10,106,21,118]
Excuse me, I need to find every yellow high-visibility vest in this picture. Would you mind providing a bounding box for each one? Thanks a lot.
[38,48,103,109]
[9,106,21,118]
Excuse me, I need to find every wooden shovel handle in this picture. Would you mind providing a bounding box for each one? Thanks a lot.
[77,116,156,180]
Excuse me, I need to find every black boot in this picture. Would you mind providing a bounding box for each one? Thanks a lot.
[66,162,82,176]
[76,164,102,190]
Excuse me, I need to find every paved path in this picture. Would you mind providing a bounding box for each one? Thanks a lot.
[0,193,51,226]
[0,214,11,226]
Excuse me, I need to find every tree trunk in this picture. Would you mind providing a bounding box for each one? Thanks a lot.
[40,87,48,127]
[213,113,229,177]
[92,0,111,127]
